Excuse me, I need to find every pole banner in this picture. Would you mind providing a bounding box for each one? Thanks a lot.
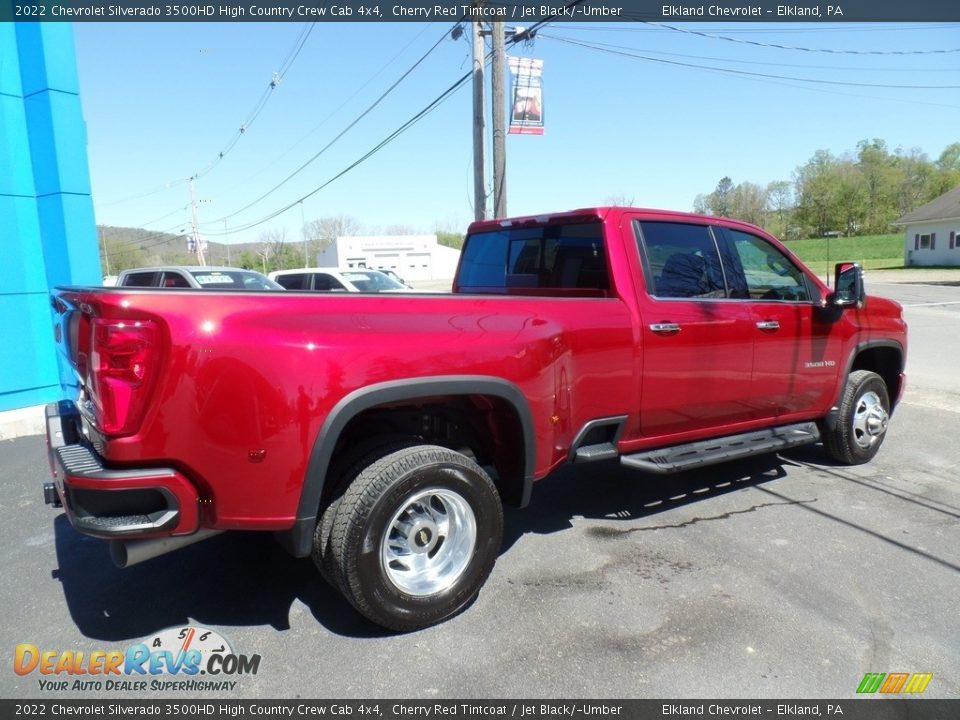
[508,57,544,136]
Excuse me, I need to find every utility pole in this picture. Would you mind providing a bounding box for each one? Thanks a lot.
[491,21,507,219]
[188,176,207,266]
[224,219,231,265]
[100,226,111,277]
[471,14,486,221]
[300,201,308,266]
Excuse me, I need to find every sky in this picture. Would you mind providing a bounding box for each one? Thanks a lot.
[71,20,960,250]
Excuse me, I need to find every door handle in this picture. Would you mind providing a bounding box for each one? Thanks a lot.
[756,320,780,332]
[649,322,682,335]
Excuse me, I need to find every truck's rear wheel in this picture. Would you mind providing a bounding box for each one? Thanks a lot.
[822,370,890,465]
[328,445,502,632]
[313,438,417,591]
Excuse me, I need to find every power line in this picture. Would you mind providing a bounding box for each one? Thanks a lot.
[546,35,960,89]
[204,22,457,226]
[543,34,960,111]
[555,23,955,35]
[97,22,318,212]
[191,22,318,181]
[540,32,960,72]
[136,204,190,228]
[97,179,188,208]
[205,2,586,237]
[643,21,960,55]
[207,67,474,236]
[209,24,435,202]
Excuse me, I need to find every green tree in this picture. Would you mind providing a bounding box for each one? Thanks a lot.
[794,150,842,237]
[765,181,793,239]
[436,231,464,250]
[692,193,710,215]
[693,140,956,239]
[856,139,898,233]
[604,194,635,207]
[934,142,960,195]
[253,228,292,273]
[236,251,259,270]
[99,230,147,276]
[304,215,362,261]
[892,147,937,217]
[709,177,734,217]
[835,159,867,236]
[729,181,769,227]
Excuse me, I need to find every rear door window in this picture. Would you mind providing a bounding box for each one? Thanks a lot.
[120,271,160,287]
[160,271,191,288]
[313,273,347,291]
[275,273,308,290]
[635,221,727,299]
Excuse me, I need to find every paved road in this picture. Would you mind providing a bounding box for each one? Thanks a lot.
[869,279,960,411]
[1,283,957,700]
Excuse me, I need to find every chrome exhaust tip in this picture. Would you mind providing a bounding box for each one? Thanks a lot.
[110,529,223,568]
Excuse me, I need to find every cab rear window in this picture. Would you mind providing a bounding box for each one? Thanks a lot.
[458,222,610,297]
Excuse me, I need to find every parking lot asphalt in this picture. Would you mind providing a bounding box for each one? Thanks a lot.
[1,281,957,700]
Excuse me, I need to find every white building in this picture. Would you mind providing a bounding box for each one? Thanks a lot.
[317,235,461,282]
[896,185,960,267]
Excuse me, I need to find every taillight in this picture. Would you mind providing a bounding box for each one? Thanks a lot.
[88,319,159,436]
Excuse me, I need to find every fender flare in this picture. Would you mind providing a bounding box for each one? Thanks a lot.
[279,376,536,558]
[822,340,905,431]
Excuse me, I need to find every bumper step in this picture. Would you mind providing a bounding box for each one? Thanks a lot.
[574,442,618,462]
[55,444,176,482]
[52,445,181,537]
[621,422,820,475]
[45,401,200,539]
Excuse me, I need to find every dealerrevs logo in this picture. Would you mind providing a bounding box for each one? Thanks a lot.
[14,626,261,692]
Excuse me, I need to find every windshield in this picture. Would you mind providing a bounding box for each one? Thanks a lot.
[342,270,406,292]
[188,270,283,290]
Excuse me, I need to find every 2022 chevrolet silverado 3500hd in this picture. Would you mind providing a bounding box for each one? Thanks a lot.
[45,207,907,631]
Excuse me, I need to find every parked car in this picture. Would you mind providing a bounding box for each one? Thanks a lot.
[268,267,412,292]
[378,269,413,288]
[116,266,282,290]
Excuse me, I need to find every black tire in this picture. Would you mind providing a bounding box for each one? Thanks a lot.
[312,437,418,590]
[822,370,891,465]
[313,496,343,588]
[329,445,503,632]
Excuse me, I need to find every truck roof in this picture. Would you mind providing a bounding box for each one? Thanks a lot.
[467,206,769,237]
[118,265,253,274]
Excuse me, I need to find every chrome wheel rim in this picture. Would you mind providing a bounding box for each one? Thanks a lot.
[381,487,476,596]
[852,391,889,450]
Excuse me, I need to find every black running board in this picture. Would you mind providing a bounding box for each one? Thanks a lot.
[620,422,820,474]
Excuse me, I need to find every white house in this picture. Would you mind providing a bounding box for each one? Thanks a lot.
[317,235,461,282]
[896,185,960,267]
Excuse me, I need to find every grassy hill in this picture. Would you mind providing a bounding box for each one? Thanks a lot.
[784,234,903,274]
[98,225,309,275]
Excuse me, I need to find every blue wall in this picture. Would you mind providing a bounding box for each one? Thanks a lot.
[0,23,100,411]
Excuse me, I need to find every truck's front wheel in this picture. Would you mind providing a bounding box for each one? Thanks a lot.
[328,445,503,632]
[822,370,891,465]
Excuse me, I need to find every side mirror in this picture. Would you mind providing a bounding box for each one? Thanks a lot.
[831,262,865,308]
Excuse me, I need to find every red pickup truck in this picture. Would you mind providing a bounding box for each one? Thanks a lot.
[45,207,906,631]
